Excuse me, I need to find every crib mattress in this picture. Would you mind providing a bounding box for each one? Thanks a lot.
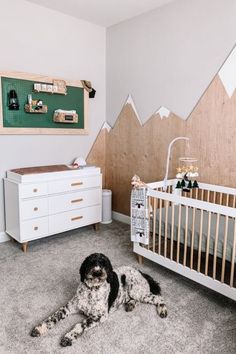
[154,206,235,262]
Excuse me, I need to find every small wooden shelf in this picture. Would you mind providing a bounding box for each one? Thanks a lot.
[33,80,67,95]
[24,104,48,114]
[33,89,67,95]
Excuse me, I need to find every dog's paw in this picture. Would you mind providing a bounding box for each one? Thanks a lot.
[30,323,48,337]
[30,327,41,337]
[60,336,73,347]
[157,304,168,318]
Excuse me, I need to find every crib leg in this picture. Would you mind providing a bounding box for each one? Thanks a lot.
[137,255,144,265]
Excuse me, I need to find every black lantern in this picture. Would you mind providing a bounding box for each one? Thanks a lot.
[89,88,96,98]
[8,90,19,110]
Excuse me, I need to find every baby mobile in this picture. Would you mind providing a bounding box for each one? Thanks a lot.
[175,157,199,192]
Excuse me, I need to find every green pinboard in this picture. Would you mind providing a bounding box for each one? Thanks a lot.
[1,77,84,129]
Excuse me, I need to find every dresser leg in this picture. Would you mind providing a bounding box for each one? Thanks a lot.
[137,255,144,265]
[93,223,100,231]
[22,242,28,253]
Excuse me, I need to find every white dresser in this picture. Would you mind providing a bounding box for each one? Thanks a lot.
[4,165,102,252]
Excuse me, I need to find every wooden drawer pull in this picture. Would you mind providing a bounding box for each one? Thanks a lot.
[34,207,38,211]
[34,226,38,231]
[33,188,38,193]
[71,216,83,221]
[71,198,83,204]
[71,182,83,187]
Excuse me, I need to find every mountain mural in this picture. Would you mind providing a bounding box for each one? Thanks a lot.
[87,47,236,216]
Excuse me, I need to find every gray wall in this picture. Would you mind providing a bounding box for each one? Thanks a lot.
[107,0,236,124]
[0,0,106,233]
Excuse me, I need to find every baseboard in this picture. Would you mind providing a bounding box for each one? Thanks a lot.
[0,231,10,243]
[112,211,130,224]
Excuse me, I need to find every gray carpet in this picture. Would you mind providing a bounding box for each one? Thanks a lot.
[0,221,235,354]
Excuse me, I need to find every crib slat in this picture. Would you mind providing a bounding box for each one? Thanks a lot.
[190,189,193,199]
[219,192,223,205]
[148,197,151,250]
[201,189,204,201]
[190,207,196,269]
[164,201,169,257]
[197,209,204,272]
[221,215,229,283]
[183,206,189,266]
[230,218,236,287]
[205,211,212,275]
[177,204,182,263]
[233,195,236,208]
[213,213,220,280]
[170,202,175,260]
[226,194,229,207]
[152,198,157,253]
[158,199,162,255]
[207,190,210,203]
[213,191,216,204]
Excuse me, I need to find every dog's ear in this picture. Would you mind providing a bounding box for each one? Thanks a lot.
[79,256,90,282]
[99,254,113,283]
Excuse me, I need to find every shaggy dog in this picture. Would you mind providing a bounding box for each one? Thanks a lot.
[31,253,167,347]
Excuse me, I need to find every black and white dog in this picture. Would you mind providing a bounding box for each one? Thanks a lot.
[31,253,167,347]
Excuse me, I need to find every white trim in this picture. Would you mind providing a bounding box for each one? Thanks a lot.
[0,231,10,243]
[147,186,236,218]
[147,179,236,196]
[198,181,236,196]
[112,211,130,224]
[133,243,236,301]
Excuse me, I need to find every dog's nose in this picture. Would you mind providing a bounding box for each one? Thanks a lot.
[92,270,102,277]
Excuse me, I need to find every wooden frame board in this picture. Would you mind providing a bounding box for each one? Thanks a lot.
[0,71,89,135]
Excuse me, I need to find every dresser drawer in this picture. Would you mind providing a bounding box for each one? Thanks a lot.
[49,205,101,234]
[20,198,48,220]
[48,175,101,194]
[20,216,48,241]
[49,188,101,214]
[19,183,48,198]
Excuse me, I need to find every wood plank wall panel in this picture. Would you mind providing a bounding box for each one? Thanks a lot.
[86,127,107,187]
[186,76,236,188]
[87,75,236,216]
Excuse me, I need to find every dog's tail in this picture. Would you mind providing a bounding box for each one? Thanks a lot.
[139,271,161,295]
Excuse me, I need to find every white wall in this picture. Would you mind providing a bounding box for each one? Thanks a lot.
[0,0,106,233]
[107,0,236,124]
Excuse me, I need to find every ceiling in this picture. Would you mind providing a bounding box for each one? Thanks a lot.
[25,0,176,27]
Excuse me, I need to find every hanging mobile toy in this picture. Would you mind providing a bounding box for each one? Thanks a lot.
[176,157,199,192]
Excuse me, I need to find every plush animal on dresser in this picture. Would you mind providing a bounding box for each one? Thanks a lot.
[31,253,167,347]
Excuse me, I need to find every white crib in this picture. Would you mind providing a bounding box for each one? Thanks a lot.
[133,179,236,301]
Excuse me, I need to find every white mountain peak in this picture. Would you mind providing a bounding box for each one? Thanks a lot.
[155,106,171,119]
[218,46,236,98]
[125,94,142,124]
[101,122,112,132]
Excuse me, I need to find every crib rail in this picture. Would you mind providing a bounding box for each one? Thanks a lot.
[134,180,236,301]
[148,189,236,287]
[148,179,236,207]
